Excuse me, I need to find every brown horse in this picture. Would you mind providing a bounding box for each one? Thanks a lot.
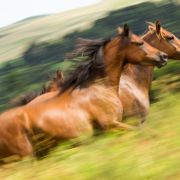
[10,70,63,107]
[0,24,167,159]
[119,21,180,123]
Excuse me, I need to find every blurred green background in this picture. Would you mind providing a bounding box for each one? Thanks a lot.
[0,0,179,179]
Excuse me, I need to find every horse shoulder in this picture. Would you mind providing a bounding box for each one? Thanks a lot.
[119,75,149,117]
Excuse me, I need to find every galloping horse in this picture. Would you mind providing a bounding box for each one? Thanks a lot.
[0,25,167,159]
[10,70,63,107]
[119,21,180,123]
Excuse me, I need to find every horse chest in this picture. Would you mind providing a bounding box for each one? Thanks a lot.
[120,81,150,117]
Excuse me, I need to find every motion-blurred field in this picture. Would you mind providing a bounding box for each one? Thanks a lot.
[0,0,179,179]
[0,93,179,179]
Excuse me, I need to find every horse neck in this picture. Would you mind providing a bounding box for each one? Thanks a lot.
[104,43,125,92]
[122,31,155,93]
[123,63,154,92]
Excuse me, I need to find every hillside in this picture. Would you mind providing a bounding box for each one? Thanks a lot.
[0,0,162,63]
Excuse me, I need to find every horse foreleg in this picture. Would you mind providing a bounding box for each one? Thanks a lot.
[110,120,138,130]
[94,111,137,131]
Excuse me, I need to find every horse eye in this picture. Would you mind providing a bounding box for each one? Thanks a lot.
[166,36,174,41]
[131,41,144,46]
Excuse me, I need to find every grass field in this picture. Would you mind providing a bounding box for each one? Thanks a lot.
[0,93,179,180]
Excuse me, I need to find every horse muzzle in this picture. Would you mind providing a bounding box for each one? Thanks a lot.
[156,52,168,68]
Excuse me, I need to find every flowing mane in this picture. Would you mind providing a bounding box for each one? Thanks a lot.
[60,38,110,93]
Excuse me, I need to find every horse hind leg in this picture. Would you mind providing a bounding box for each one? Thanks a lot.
[4,129,34,160]
[17,134,34,158]
[94,110,137,131]
[3,136,33,163]
[0,135,34,164]
[110,120,138,130]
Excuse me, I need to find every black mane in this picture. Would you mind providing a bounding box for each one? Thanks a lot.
[60,38,110,93]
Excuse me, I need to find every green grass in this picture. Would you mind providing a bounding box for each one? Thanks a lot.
[0,93,179,180]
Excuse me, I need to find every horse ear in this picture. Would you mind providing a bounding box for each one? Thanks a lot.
[155,20,161,35]
[117,27,123,34]
[146,21,154,26]
[41,85,47,94]
[122,24,130,37]
[117,24,130,37]
[57,70,63,79]
[146,21,155,32]
[148,25,154,32]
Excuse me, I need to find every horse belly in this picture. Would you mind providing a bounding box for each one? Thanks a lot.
[36,109,93,139]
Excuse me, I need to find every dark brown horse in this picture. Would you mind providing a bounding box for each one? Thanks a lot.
[119,21,180,123]
[0,25,167,160]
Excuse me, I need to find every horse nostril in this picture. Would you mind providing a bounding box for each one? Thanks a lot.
[160,53,168,61]
[163,54,168,60]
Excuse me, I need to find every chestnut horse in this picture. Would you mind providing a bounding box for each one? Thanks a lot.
[0,25,167,159]
[119,21,180,123]
[11,21,178,123]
